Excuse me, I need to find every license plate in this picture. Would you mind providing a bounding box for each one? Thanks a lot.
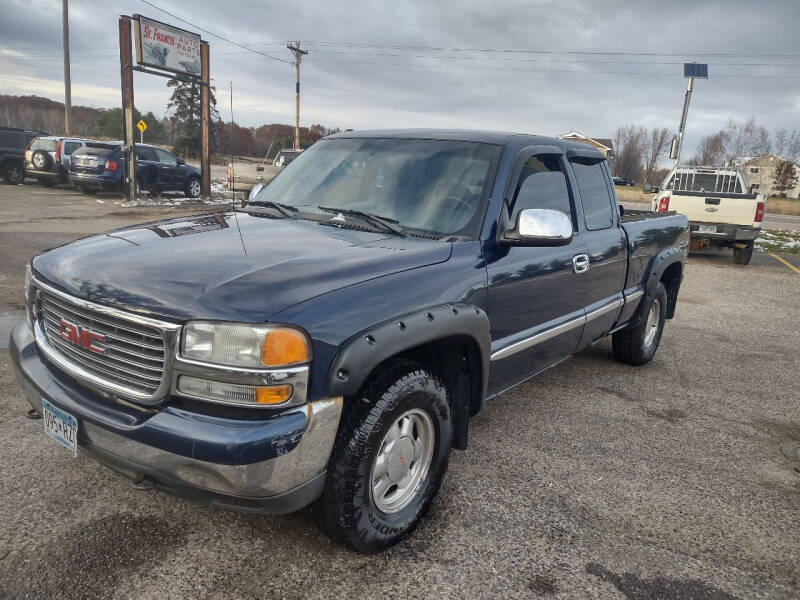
[42,399,78,457]
[698,225,717,233]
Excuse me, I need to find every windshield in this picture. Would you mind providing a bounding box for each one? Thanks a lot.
[250,138,500,238]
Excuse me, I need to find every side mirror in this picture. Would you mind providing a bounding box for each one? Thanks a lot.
[643,182,652,193]
[177,157,185,165]
[502,208,573,246]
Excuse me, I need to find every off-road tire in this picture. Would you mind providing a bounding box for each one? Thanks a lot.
[612,282,667,366]
[733,244,754,265]
[315,359,452,553]
[3,161,24,184]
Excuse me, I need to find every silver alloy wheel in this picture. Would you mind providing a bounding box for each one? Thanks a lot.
[644,297,661,348]
[370,408,435,514]
[33,153,45,168]
[189,178,201,198]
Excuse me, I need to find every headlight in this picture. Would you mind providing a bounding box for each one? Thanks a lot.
[181,321,311,368]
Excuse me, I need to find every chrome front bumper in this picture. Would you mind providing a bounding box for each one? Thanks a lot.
[11,321,342,513]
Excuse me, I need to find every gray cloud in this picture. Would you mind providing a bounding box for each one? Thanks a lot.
[1,0,799,156]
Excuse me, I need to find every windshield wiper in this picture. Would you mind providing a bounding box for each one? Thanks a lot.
[317,206,406,236]
[246,200,298,219]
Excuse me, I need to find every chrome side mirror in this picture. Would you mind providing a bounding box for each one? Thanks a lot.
[502,208,573,246]
[248,182,266,202]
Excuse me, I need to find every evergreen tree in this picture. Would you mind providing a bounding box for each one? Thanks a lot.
[773,160,798,198]
[166,78,219,158]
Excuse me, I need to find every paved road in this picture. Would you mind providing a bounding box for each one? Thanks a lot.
[1,183,799,599]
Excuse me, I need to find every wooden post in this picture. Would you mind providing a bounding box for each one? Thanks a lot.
[119,17,136,203]
[200,42,210,198]
[62,0,71,136]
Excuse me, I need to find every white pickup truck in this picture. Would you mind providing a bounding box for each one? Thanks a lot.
[650,165,764,264]
[227,149,302,192]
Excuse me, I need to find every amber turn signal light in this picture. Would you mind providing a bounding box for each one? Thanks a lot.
[255,385,293,405]
[261,328,310,367]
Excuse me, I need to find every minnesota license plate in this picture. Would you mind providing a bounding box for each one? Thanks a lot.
[698,225,717,233]
[42,399,78,457]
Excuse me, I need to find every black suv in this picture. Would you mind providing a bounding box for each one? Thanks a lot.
[69,143,202,197]
[0,126,48,184]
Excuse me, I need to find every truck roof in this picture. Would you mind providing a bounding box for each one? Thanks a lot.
[327,128,602,155]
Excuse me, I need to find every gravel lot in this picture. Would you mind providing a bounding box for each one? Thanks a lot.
[1,182,799,599]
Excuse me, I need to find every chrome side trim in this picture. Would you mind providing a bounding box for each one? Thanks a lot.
[625,289,645,304]
[491,297,625,362]
[490,315,585,362]
[585,298,623,322]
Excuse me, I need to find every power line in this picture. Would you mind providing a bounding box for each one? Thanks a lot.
[294,40,800,59]
[138,0,291,64]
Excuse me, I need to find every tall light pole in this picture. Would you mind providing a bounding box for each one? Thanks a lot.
[287,41,307,151]
[62,0,72,136]
[671,63,708,167]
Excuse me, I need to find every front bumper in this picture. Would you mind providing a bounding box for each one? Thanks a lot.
[689,222,760,243]
[10,322,342,514]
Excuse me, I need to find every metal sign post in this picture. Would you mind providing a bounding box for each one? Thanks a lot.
[118,14,209,201]
[672,63,708,167]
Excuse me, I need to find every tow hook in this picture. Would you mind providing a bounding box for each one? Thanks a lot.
[25,408,41,420]
[132,475,156,491]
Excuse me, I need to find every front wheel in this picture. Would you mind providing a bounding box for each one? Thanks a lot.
[186,176,201,198]
[733,244,754,265]
[315,359,452,553]
[3,161,24,184]
[612,282,667,366]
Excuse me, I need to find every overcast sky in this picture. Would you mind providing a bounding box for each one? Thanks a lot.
[1,0,799,154]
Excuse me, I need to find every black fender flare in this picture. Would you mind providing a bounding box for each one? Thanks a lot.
[638,247,685,321]
[325,303,491,403]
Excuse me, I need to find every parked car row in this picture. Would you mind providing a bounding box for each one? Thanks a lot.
[0,126,202,198]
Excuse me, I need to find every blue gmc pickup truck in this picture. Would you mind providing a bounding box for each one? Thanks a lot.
[11,130,689,552]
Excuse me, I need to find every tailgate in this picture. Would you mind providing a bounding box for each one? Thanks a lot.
[230,163,279,186]
[70,155,106,174]
[668,193,760,226]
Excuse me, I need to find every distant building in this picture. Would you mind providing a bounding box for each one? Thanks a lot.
[734,154,800,198]
[557,131,614,157]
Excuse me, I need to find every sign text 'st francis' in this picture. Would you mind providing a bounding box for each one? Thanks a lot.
[134,15,201,77]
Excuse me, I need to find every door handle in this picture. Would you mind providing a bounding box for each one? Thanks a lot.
[572,254,590,273]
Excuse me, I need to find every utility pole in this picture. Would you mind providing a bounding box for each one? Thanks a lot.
[287,41,307,151]
[200,41,211,198]
[62,0,71,136]
[119,17,136,203]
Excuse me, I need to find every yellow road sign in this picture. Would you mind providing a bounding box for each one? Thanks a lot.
[137,120,147,133]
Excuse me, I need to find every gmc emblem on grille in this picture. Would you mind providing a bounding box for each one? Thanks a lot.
[59,319,105,354]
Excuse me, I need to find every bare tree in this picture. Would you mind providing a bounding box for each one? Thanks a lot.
[641,127,671,183]
[612,125,644,181]
[774,128,800,162]
[691,131,727,166]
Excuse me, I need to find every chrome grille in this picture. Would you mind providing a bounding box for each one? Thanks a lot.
[38,290,166,397]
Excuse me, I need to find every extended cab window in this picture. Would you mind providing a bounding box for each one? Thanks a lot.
[570,158,614,230]
[136,147,158,162]
[509,154,572,221]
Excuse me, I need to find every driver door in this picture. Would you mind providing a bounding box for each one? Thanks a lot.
[486,148,589,393]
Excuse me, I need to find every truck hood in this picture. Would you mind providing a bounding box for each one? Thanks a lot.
[32,212,452,322]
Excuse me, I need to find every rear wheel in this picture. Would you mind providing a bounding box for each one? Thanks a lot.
[612,282,667,366]
[733,244,754,265]
[315,359,452,553]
